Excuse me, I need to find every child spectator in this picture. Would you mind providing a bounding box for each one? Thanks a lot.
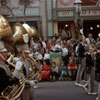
[59,62,68,81]
[50,62,59,81]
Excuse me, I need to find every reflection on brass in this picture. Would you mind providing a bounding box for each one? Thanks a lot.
[27,57,40,81]
[23,23,39,40]
[0,15,13,38]
[0,15,13,52]
[13,23,27,44]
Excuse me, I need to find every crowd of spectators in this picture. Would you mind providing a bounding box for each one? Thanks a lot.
[29,33,100,82]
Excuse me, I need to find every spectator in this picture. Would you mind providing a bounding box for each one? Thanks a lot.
[68,52,78,81]
[44,49,50,60]
[59,62,68,81]
[50,62,59,81]
[39,37,46,49]
[86,33,95,45]
[38,42,45,56]
[61,43,68,66]
[40,60,51,81]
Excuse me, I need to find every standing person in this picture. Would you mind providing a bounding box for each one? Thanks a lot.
[75,38,87,86]
[61,43,68,66]
[95,47,100,100]
[0,40,22,99]
[83,48,97,95]
[13,32,37,100]
[86,33,95,45]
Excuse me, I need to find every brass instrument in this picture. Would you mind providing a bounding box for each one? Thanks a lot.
[13,23,27,44]
[0,15,13,52]
[27,56,40,81]
[0,15,25,100]
[23,23,39,40]
[0,55,25,100]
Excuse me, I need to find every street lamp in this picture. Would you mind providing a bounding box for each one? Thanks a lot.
[74,0,82,41]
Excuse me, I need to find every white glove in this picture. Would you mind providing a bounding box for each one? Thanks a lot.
[80,29,83,35]
[30,80,36,87]
[13,57,20,62]
[15,61,23,70]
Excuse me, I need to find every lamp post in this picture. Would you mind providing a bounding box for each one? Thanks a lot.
[74,0,82,41]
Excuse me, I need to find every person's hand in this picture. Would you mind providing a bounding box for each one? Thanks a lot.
[30,80,36,87]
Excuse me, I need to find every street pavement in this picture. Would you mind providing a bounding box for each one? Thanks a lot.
[35,81,97,100]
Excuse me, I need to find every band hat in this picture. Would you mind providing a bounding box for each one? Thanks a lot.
[0,48,7,52]
[23,49,30,53]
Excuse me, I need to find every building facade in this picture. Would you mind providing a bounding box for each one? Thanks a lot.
[0,0,100,40]
[44,0,100,39]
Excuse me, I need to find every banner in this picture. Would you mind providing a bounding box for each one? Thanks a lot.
[50,52,62,67]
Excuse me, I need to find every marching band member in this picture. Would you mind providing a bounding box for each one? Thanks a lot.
[13,32,36,100]
[83,48,97,95]
[0,40,21,95]
[95,47,100,100]
[75,37,87,86]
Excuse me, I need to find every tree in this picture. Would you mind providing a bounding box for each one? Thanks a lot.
[1,0,18,22]
[19,0,38,23]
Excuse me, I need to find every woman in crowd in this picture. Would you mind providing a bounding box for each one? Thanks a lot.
[40,60,51,81]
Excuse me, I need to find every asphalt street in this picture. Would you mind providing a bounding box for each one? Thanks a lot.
[35,81,97,100]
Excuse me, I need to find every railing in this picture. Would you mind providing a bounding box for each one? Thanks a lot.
[0,6,10,16]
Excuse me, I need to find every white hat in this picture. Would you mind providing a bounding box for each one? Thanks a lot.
[23,50,30,53]
[0,48,7,52]
[98,33,100,38]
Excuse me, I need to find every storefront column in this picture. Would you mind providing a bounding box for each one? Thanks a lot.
[46,0,54,39]
[54,21,58,35]
[41,0,47,40]
[70,23,75,38]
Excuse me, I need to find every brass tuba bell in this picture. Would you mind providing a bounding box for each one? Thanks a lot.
[0,15,13,38]
[23,23,39,40]
[13,23,27,44]
[0,15,13,52]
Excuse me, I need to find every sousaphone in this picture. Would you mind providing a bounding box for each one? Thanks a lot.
[0,16,25,100]
[0,15,13,52]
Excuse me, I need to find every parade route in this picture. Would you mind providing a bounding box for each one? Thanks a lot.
[36,81,97,100]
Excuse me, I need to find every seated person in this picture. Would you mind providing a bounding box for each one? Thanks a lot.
[68,52,78,81]
[40,60,51,81]
[59,62,68,81]
[50,62,59,81]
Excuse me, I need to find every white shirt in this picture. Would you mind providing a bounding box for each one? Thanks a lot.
[55,44,61,50]
[62,47,68,56]
[42,41,46,49]
[44,53,50,60]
